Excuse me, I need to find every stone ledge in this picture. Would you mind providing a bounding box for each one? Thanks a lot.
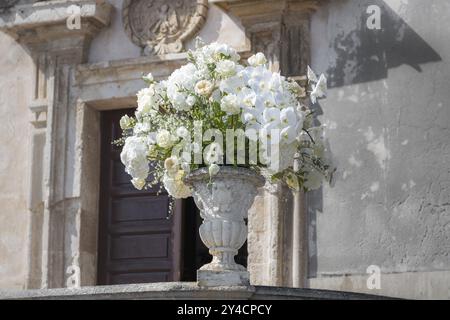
[0,282,395,300]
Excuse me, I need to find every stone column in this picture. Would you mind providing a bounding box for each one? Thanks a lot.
[0,0,112,288]
[212,0,324,287]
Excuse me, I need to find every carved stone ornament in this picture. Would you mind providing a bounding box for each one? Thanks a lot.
[123,0,208,55]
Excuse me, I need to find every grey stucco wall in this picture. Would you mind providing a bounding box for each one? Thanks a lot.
[309,0,450,276]
[0,32,33,289]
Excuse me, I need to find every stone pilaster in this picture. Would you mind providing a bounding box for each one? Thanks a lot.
[0,0,112,289]
[212,0,324,287]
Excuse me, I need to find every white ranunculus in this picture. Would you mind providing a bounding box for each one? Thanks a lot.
[195,80,214,97]
[220,94,240,115]
[248,52,267,67]
[120,115,132,130]
[156,129,175,148]
[216,60,236,77]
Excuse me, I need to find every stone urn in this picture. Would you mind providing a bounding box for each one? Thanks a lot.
[185,166,264,287]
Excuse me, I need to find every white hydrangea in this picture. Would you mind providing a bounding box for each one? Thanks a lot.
[166,63,199,111]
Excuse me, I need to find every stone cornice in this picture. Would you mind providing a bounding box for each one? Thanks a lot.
[210,0,326,24]
[0,0,112,45]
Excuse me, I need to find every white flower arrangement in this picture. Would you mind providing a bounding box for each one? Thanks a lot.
[118,40,334,199]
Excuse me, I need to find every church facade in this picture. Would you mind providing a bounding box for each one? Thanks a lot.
[0,0,449,299]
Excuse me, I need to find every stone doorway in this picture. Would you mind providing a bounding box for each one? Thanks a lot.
[96,108,248,285]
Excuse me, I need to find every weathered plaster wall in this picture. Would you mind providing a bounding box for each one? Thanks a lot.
[0,32,33,289]
[309,0,450,298]
[88,0,246,63]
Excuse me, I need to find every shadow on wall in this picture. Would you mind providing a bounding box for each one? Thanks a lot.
[328,0,442,89]
[307,0,442,278]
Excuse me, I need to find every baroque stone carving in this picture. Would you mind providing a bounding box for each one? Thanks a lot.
[123,0,208,55]
[185,167,264,287]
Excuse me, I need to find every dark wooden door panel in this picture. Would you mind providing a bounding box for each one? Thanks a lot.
[97,108,181,285]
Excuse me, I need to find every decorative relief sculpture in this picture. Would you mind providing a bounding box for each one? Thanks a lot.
[123,0,208,55]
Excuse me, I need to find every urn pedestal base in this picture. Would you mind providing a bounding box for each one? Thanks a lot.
[197,270,250,287]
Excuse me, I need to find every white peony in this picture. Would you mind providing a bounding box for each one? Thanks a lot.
[220,94,240,115]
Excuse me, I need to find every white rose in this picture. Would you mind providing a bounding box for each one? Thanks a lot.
[216,60,236,77]
[156,129,175,148]
[248,52,267,67]
[195,80,214,97]
[120,115,132,130]
[220,94,240,115]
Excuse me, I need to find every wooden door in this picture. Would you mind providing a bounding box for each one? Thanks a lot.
[97,109,182,285]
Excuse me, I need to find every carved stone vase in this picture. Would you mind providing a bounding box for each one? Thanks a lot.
[185,166,264,287]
